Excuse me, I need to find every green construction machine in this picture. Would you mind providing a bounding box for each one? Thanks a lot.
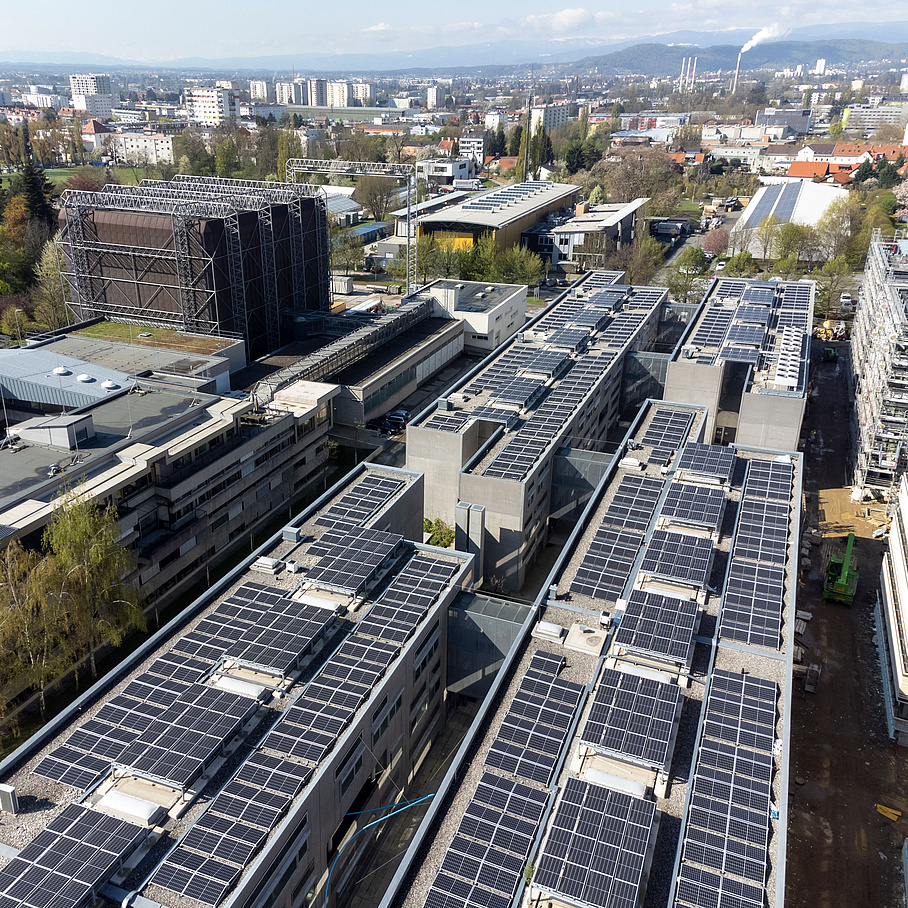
[823,533,859,605]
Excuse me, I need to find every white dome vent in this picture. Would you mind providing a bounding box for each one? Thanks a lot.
[52,366,70,376]
[102,380,119,390]
[76,374,94,383]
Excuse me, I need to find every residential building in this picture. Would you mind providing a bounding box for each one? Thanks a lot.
[69,73,111,97]
[418,180,581,249]
[386,398,801,908]
[484,109,506,131]
[249,80,273,102]
[350,82,375,105]
[275,81,304,106]
[56,176,330,359]
[184,87,238,126]
[407,271,668,591]
[110,132,174,165]
[851,230,908,492]
[326,81,354,108]
[21,91,67,109]
[529,102,571,135]
[522,198,648,268]
[665,276,814,450]
[426,85,441,110]
[306,79,328,107]
[415,157,472,187]
[842,102,908,134]
[458,129,486,164]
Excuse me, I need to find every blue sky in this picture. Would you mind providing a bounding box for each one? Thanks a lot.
[2,4,908,61]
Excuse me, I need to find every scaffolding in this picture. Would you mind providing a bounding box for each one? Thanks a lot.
[284,158,417,296]
[56,177,330,357]
[852,228,908,495]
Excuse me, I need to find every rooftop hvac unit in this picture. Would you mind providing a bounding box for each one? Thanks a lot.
[437,397,452,411]
[252,557,284,575]
[282,526,305,543]
[0,784,18,814]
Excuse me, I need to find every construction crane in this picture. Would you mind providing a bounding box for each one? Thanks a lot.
[823,532,859,605]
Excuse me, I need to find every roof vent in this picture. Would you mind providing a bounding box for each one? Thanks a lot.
[52,366,70,376]
[76,374,94,383]
[102,380,119,390]
[485,286,495,292]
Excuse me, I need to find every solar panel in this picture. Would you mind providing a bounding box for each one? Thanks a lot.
[691,307,734,347]
[718,346,761,366]
[535,778,656,908]
[641,529,713,588]
[642,408,694,450]
[424,410,471,432]
[662,483,726,531]
[725,324,766,347]
[676,443,736,483]
[581,667,681,768]
[570,525,642,602]
[734,305,771,324]
[315,473,405,531]
[602,474,664,533]
[152,847,241,907]
[743,459,793,501]
[733,498,790,564]
[675,863,765,908]
[0,805,146,908]
[306,526,403,595]
[719,558,785,649]
[473,772,548,823]
[613,589,699,664]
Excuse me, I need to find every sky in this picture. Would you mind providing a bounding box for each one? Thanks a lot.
[2,4,908,62]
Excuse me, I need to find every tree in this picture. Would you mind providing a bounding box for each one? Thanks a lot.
[598,146,675,203]
[3,196,29,248]
[0,541,69,718]
[214,138,239,178]
[31,241,69,329]
[623,234,664,285]
[42,487,144,680]
[588,184,605,204]
[276,128,302,182]
[354,174,398,222]
[416,234,441,284]
[702,227,730,257]
[813,256,851,316]
[667,246,709,304]
[723,251,757,276]
[775,222,810,264]
[507,124,523,157]
[816,195,864,264]
[872,124,904,144]
[564,141,584,175]
[496,245,543,286]
[755,215,780,263]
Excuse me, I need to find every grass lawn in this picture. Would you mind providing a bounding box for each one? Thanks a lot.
[73,321,237,355]
[1,167,74,192]
[673,200,703,216]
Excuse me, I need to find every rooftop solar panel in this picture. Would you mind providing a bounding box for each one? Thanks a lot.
[641,529,713,588]
[570,525,643,602]
[676,443,736,483]
[661,483,726,530]
[613,589,699,664]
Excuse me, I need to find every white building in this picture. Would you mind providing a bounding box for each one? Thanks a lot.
[69,73,111,96]
[843,102,908,135]
[184,87,238,125]
[529,103,570,135]
[306,78,327,107]
[484,110,506,131]
[249,80,273,102]
[110,133,174,165]
[275,81,304,105]
[351,82,375,105]
[327,81,354,108]
[21,92,67,109]
[459,129,486,164]
[426,86,441,110]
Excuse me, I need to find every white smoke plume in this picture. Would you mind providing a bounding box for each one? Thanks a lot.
[741,24,788,54]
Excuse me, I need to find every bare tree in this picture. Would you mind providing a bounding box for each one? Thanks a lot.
[354,174,399,222]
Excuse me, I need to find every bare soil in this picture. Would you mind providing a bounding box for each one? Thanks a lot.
[786,344,908,908]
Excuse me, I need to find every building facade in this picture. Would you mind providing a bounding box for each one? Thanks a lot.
[184,87,238,125]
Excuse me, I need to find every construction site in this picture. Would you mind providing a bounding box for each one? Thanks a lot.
[56,175,331,359]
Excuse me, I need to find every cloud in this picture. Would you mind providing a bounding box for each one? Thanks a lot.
[364,22,391,32]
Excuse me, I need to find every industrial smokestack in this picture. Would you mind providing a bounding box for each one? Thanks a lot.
[689,57,698,91]
[679,57,687,92]
[732,52,742,94]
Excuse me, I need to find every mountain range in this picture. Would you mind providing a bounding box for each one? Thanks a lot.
[2,22,908,74]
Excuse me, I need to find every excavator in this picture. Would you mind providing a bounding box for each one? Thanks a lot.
[823,533,859,605]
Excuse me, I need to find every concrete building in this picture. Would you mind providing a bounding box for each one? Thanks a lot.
[350,82,375,105]
[110,133,174,165]
[529,103,571,135]
[458,129,486,164]
[275,82,304,106]
[184,87,238,126]
[754,107,813,134]
[249,80,274,102]
[418,180,582,250]
[21,91,67,109]
[69,73,111,97]
[0,457,475,908]
[407,271,669,592]
[665,276,814,450]
[306,79,328,108]
[842,101,908,135]
[385,398,801,908]
[426,86,441,110]
[56,176,330,359]
[851,230,908,492]
[415,157,472,187]
[326,82,354,108]
[522,198,649,269]
[484,109,506,131]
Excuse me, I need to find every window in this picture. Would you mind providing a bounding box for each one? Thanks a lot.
[413,624,440,683]
[336,737,365,797]
[372,689,402,746]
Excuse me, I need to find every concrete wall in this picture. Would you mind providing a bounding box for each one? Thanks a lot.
[736,393,806,451]
[664,360,723,442]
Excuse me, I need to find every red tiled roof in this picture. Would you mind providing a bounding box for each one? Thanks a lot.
[787,161,831,178]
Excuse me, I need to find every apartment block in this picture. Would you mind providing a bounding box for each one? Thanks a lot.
[275,81,304,106]
[249,80,274,102]
[529,102,571,135]
[184,87,238,125]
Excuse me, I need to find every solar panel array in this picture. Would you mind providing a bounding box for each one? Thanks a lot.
[463,345,536,396]
[718,346,761,366]
[546,327,592,352]
[490,375,546,410]
[535,777,656,908]
[661,482,726,531]
[613,589,699,665]
[725,324,766,348]
[676,443,736,483]
[641,529,714,588]
[570,525,644,602]
[580,667,681,768]
[776,282,812,331]
[602,309,649,348]
[484,650,585,784]
[691,308,734,347]
[426,772,549,908]
[306,526,404,595]
[0,805,146,908]
[675,670,778,908]
[642,408,694,451]
[423,410,471,432]
[315,473,404,531]
[719,458,794,649]
[461,180,553,213]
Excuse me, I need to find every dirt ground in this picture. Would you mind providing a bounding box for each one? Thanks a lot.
[786,343,908,908]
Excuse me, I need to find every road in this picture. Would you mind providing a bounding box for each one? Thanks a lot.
[786,342,908,908]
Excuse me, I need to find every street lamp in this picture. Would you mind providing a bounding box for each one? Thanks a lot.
[13,309,24,347]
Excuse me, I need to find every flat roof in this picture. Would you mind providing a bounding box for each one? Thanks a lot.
[71,322,238,356]
[396,400,801,908]
[419,180,580,231]
[0,462,469,908]
[679,277,814,396]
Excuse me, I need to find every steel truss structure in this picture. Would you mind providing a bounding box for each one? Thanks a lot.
[284,158,417,295]
[56,176,330,357]
[252,299,432,406]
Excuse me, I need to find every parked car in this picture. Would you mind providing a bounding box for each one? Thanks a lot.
[840,293,853,312]
[366,417,395,435]
[385,415,407,432]
[389,409,410,424]
[715,260,727,272]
